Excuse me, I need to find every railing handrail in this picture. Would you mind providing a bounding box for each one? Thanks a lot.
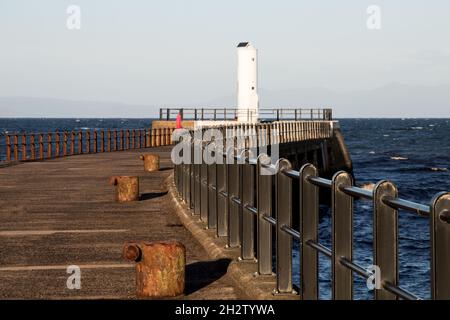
[0,127,149,136]
[173,122,450,300]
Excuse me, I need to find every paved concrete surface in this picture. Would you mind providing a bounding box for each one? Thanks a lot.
[0,147,244,300]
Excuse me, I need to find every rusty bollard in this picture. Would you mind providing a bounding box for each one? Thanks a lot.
[110,176,139,202]
[123,241,186,298]
[140,154,160,172]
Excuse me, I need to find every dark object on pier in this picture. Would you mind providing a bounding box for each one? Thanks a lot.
[110,176,139,202]
[140,154,160,172]
[123,241,186,298]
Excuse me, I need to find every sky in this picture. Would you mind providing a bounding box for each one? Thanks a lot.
[0,0,449,117]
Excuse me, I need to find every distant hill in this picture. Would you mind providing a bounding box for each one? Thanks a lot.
[0,97,159,118]
[1,83,449,118]
[261,83,450,118]
[210,83,450,118]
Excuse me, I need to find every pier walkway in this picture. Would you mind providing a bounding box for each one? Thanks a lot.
[0,147,244,299]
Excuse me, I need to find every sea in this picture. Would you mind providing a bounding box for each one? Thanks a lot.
[0,118,449,300]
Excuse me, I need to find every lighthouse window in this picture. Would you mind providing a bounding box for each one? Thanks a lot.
[252,58,255,61]
[252,87,255,90]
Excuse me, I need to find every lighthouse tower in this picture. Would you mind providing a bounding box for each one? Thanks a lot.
[237,42,259,123]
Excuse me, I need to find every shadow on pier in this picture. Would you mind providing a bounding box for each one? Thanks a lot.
[139,191,168,201]
[185,258,232,295]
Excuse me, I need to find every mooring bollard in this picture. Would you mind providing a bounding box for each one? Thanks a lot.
[110,176,139,202]
[140,154,160,172]
[123,241,186,298]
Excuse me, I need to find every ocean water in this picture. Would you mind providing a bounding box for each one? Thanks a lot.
[1,118,449,299]
[311,118,450,300]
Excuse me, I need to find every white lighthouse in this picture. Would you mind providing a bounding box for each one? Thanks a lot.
[237,42,259,123]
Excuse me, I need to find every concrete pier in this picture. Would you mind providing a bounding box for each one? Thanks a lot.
[0,147,244,299]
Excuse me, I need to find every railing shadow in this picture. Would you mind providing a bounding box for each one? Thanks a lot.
[184,258,232,295]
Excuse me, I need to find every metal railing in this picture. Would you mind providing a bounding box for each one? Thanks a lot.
[1,127,175,163]
[160,108,333,121]
[173,123,450,300]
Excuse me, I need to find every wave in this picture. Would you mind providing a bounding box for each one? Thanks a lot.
[398,166,448,173]
[391,156,408,160]
[429,167,448,172]
[359,182,375,191]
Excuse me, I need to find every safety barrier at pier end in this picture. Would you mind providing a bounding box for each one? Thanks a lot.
[173,121,450,300]
[160,108,333,122]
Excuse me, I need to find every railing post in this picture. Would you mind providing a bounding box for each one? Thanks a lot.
[257,154,273,275]
[126,130,130,150]
[331,171,354,300]
[93,131,98,153]
[78,131,83,154]
[70,132,75,155]
[275,159,293,294]
[373,180,398,300]
[55,132,60,157]
[47,133,52,158]
[30,134,36,160]
[189,137,195,209]
[120,130,124,151]
[169,128,174,146]
[6,135,11,162]
[216,143,228,237]
[228,147,241,247]
[207,144,217,230]
[39,134,44,160]
[132,130,136,149]
[430,192,450,299]
[156,129,161,147]
[200,141,209,223]
[151,128,156,147]
[241,151,256,260]
[193,131,201,216]
[183,142,191,208]
[113,130,117,151]
[107,130,111,152]
[21,133,27,161]
[137,129,141,149]
[162,128,166,146]
[86,131,91,154]
[63,132,68,157]
[99,130,104,153]
[14,135,19,161]
[299,163,319,300]
[144,129,149,148]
